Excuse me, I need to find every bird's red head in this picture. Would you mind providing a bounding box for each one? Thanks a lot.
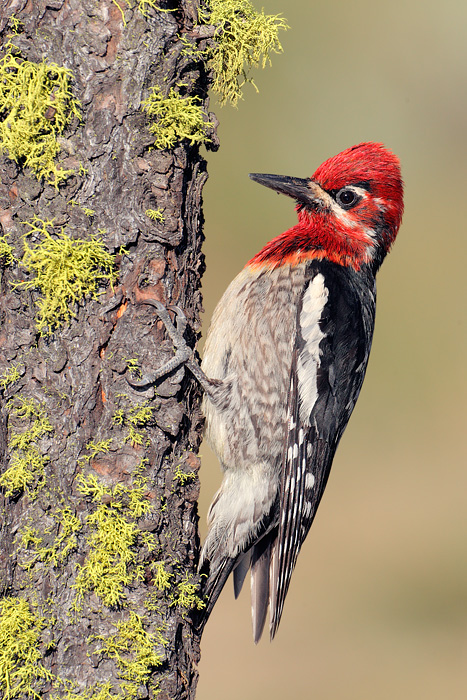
[248,142,404,272]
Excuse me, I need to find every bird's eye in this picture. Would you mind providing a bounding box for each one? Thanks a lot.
[336,188,359,209]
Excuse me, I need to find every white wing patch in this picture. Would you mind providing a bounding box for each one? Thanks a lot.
[297,274,329,424]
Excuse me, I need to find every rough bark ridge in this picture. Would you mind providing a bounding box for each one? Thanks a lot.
[0,1,213,698]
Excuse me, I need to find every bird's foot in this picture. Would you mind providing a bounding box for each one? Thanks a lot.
[128,301,191,388]
[133,298,216,396]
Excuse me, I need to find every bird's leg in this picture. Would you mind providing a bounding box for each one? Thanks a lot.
[128,301,191,386]
[132,298,220,399]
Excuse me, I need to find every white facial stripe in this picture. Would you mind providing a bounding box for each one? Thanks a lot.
[332,205,375,240]
[373,197,387,211]
[308,184,334,209]
[342,185,369,199]
[306,182,377,263]
[328,189,378,254]
[329,187,368,221]
[311,184,375,237]
[311,184,369,211]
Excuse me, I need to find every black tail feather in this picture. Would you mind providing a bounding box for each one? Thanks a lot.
[196,527,284,641]
[250,537,271,643]
[195,555,239,634]
[233,551,251,599]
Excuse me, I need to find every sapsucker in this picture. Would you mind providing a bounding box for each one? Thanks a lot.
[147,142,404,642]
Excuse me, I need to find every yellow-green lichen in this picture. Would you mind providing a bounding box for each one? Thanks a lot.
[47,509,81,564]
[82,439,113,462]
[0,44,81,186]
[122,356,142,380]
[52,682,119,700]
[20,527,42,550]
[144,560,172,613]
[0,597,54,699]
[72,504,144,608]
[142,86,211,150]
[113,401,153,447]
[170,572,206,611]
[200,0,288,106]
[0,362,22,391]
[111,0,175,25]
[0,235,15,267]
[137,0,175,16]
[20,508,81,570]
[73,463,154,608]
[8,15,23,35]
[150,561,173,591]
[173,464,196,486]
[76,461,153,519]
[0,397,53,497]
[16,216,117,334]
[93,612,166,699]
[145,208,165,222]
[146,557,205,615]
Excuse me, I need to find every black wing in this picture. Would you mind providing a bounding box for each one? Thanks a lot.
[269,261,376,638]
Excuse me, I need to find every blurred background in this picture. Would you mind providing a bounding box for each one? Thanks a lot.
[196,1,467,698]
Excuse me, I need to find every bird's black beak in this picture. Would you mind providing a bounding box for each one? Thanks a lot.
[249,173,316,206]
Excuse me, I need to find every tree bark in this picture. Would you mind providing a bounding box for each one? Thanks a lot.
[0,1,212,698]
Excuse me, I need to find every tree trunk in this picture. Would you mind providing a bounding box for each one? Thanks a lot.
[0,1,212,698]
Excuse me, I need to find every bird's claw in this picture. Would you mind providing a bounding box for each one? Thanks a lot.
[126,298,193,388]
[166,304,188,336]
[126,364,186,389]
[129,297,216,398]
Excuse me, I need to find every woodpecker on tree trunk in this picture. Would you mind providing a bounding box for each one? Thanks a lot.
[143,142,404,642]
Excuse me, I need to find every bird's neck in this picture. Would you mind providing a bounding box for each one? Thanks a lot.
[247,215,374,272]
